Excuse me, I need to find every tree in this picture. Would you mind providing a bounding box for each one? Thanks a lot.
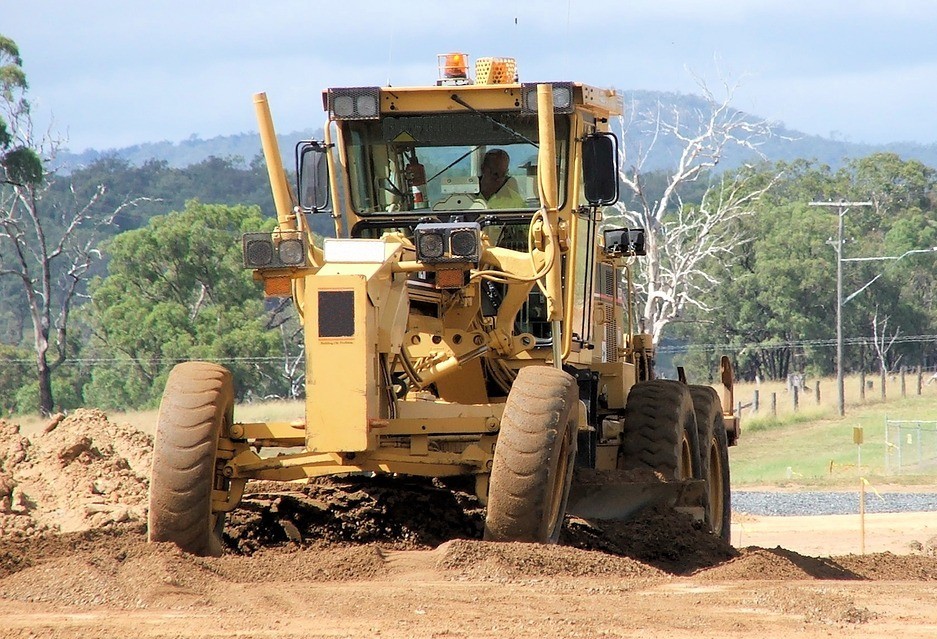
[84,200,294,409]
[676,154,937,382]
[870,307,900,400]
[0,36,149,415]
[610,80,777,345]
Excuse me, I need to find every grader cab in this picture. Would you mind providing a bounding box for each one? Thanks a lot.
[147,54,738,556]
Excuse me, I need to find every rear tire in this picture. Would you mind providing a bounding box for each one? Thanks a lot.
[688,385,731,541]
[484,366,579,543]
[148,361,234,556]
[619,380,700,480]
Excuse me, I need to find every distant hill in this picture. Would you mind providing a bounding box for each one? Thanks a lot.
[57,129,324,172]
[55,91,937,172]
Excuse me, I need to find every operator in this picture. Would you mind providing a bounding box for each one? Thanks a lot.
[479,149,525,209]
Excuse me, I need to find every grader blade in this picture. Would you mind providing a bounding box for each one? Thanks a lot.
[565,469,706,521]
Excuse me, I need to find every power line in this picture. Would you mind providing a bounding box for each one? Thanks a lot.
[656,333,937,354]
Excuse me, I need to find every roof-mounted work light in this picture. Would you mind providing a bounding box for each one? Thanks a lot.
[327,87,381,121]
[520,82,574,114]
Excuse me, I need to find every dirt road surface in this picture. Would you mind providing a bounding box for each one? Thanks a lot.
[2,410,937,639]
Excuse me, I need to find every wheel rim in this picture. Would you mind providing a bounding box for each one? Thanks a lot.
[207,413,232,550]
[545,423,574,535]
[678,431,693,480]
[708,437,725,534]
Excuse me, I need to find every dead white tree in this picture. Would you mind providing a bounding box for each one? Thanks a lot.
[609,78,778,344]
[870,307,900,401]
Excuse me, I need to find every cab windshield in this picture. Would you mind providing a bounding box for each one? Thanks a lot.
[343,112,569,216]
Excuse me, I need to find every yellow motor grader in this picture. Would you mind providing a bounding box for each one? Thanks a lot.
[147,54,739,556]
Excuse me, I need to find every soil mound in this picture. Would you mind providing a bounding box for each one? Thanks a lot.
[437,538,664,581]
[225,477,737,574]
[562,505,738,574]
[696,546,861,580]
[0,410,151,539]
[833,552,937,580]
[696,546,937,581]
[0,526,389,609]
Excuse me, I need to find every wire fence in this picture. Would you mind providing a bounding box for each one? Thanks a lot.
[885,419,937,475]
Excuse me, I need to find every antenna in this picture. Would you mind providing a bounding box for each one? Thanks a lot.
[386,12,396,86]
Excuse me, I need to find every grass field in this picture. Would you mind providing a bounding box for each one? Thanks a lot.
[731,373,937,487]
[13,373,937,489]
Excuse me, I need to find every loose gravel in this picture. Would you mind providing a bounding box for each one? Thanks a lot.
[733,490,937,516]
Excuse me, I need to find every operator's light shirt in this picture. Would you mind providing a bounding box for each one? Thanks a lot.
[486,182,525,209]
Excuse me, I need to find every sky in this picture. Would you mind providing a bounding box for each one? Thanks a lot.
[5,0,937,152]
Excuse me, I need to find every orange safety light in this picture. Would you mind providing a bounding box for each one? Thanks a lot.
[263,276,293,297]
[438,52,469,80]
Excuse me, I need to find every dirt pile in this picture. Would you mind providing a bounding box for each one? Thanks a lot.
[0,410,151,539]
[225,476,737,574]
[226,476,486,554]
[2,406,936,619]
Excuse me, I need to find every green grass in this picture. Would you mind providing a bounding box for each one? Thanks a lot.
[730,388,937,488]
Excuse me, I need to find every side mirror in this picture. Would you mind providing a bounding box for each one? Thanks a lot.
[603,227,646,257]
[581,132,619,206]
[297,141,331,213]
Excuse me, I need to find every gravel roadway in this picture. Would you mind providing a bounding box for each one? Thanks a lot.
[734,490,937,516]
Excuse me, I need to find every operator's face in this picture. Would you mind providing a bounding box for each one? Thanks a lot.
[480,155,509,199]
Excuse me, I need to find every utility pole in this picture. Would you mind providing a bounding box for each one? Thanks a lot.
[809,200,873,417]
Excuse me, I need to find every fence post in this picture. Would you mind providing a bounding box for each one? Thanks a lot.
[917,365,923,396]
[815,381,821,405]
[881,369,887,401]
[885,418,890,475]
[897,422,903,473]
[771,392,777,417]
[901,367,907,398]
[860,370,866,400]
[792,385,799,412]
[753,389,760,413]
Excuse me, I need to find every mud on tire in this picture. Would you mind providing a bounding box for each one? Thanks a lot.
[148,361,234,556]
[484,366,579,544]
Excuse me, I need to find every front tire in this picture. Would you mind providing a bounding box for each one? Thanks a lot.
[484,366,579,543]
[148,361,234,556]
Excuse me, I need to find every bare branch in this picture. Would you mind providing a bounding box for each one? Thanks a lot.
[606,79,777,344]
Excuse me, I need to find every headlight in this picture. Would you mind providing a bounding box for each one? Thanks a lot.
[244,237,274,267]
[449,229,479,257]
[602,227,646,257]
[418,232,446,260]
[414,222,482,265]
[277,238,306,266]
[242,232,309,269]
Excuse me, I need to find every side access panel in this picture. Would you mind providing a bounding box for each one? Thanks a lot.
[305,274,377,452]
